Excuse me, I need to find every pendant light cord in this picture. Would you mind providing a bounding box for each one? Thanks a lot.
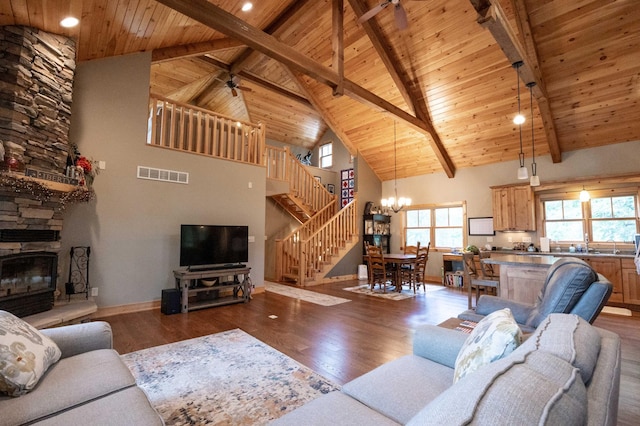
[528,82,537,176]
[515,61,525,168]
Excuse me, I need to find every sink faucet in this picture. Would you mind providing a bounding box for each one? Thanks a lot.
[607,240,619,254]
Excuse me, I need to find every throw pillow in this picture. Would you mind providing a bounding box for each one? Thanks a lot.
[0,310,61,396]
[453,308,522,383]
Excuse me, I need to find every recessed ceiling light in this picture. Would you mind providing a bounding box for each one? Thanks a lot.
[241,2,253,12]
[60,16,79,28]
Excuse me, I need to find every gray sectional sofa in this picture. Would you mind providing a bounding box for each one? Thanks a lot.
[0,321,163,425]
[272,313,621,425]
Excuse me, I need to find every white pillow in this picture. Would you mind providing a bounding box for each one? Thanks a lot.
[453,308,522,383]
[0,310,61,396]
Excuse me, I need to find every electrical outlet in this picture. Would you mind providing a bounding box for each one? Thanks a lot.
[522,237,532,243]
[91,287,99,297]
[486,236,493,242]
[508,237,513,242]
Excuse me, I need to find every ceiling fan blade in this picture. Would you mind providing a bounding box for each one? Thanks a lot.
[231,88,238,97]
[357,1,391,24]
[237,86,252,92]
[394,3,408,30]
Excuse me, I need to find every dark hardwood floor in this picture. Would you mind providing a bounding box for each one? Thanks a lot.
[99,280,640,425]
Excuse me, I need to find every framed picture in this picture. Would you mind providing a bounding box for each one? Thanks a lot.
[314,176,321,183]
[327,183,335,194]
[468,217,495,236]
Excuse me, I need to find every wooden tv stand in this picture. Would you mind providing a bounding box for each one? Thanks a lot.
[173,266,251,313]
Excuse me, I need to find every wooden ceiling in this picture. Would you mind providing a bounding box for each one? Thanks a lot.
[2,0,638,181]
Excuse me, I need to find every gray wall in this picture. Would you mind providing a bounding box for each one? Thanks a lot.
[382,140,640,281]
[62,52,266,308]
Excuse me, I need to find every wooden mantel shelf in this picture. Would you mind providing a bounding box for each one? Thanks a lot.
[1,171,85,193]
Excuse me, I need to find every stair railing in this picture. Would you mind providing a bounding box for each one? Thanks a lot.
[147,94,265,166]
[264,145,333,214]
[277,198,357,284]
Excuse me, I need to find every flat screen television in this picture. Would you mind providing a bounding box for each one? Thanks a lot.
[180,225,248,269]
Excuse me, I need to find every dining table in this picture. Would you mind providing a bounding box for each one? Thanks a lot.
[364,253,416,292]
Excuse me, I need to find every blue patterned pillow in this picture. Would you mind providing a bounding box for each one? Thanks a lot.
[453,308,522,382]
[0,310,61,396]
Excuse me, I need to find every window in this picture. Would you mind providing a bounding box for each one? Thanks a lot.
[543,193,638,242]
[405,204,465,250]
[319,143,332,168]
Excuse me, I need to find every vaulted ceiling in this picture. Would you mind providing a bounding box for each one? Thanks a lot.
[2,0,638,181]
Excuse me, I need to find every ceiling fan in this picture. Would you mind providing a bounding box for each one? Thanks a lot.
[220,74,252,97]
[357,0,425,30]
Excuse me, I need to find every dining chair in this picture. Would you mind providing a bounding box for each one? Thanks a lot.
[400,250,429,293]
[462,251,499,309]
[414,242,430,291]
[403,242,421,255]
[367,251,393,293]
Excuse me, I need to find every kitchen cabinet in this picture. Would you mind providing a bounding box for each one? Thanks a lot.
[621,258,640,305]
[584,257,623,303]
[491,184,536,231]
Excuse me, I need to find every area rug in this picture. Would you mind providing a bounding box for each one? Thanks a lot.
[265,281,351,306]
[343,282,445,300]
[121,329,339,425]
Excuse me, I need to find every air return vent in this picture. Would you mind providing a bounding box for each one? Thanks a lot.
[137,166,189,184]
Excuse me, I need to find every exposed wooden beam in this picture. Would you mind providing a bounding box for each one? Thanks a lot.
[229,0,315,76]
[236,70,311,107]
[471,0,562,163]
[165,73,219,104]
[155,0,456,177]
[332,0,344,97]
[155,0,337,85]
[151,38,244,63]
[349,0,455,178]
[288,68,357,156]
[512,0,561,164]
[342,80,456,178]
[348,0,415,113]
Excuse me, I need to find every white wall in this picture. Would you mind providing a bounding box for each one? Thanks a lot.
[63,52,266,308]
[383,140,640,280]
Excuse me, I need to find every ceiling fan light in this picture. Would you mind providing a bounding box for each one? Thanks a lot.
[517,166,529,180]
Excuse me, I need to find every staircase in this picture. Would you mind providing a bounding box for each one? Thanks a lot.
[148,96,358,286]
[266,146,359,286]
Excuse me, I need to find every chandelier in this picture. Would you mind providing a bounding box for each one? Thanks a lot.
[381,121,411,213]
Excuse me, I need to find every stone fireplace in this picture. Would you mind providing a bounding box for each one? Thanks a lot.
[0,25,77,317]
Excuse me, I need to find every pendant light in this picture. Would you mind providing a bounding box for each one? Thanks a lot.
[580,186,591,202]
[381,121,411,213]
[527,82,540,187]
[513,61,528,180]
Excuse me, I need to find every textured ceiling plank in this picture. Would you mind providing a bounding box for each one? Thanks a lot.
[473,0,562,163]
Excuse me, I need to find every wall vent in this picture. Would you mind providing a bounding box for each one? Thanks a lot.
[137,166,189,184]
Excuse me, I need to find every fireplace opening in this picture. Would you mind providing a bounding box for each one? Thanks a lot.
[0,252,57,317]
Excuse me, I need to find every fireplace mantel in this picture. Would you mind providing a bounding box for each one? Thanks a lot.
[2,171,80,193]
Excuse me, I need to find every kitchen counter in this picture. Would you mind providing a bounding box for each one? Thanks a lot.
[493,250,635,259]
[483,253,558,267]
[482,253,557,304]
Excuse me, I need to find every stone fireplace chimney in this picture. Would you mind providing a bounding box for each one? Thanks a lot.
[0,26,78,315]
[0,25,75,173]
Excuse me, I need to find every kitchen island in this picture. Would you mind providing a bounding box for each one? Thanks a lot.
[482,254,558,304]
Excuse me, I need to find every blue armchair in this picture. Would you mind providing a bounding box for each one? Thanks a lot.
[458,257,613,333]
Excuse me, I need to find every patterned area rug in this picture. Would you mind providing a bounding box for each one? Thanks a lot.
[265,281,351,306]
[343,283,447,300]
[121,329,339,425]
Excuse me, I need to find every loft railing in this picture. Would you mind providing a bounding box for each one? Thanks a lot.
[147,94,265,166]
[265,145,334,214]
[276,198,357,284]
